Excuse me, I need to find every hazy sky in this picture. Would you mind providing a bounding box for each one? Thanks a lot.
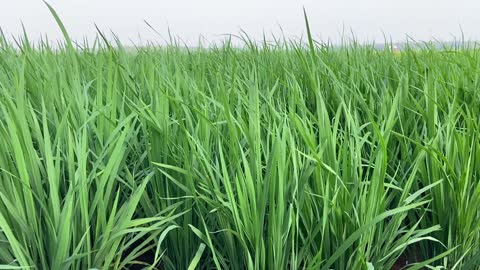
[1,0,480,46]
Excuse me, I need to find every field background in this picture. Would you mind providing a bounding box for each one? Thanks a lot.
[0,9,480,270]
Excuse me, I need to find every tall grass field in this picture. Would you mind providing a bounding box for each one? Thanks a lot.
[0,6,479,270]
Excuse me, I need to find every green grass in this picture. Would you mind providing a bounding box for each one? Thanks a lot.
[0,7,480,270]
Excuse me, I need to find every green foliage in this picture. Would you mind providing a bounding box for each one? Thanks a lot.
[0,6,479,270]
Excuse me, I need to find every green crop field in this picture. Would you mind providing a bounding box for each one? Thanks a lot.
[0,6,479,270]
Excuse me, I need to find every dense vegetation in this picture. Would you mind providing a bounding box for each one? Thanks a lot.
[0,8,479,270]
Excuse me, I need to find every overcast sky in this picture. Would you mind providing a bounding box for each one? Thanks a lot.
[1,0,479,46]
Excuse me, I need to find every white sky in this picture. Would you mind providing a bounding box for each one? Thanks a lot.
[1,0,480,46]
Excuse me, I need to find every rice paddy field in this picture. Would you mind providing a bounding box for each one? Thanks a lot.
[1,8,480,270]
